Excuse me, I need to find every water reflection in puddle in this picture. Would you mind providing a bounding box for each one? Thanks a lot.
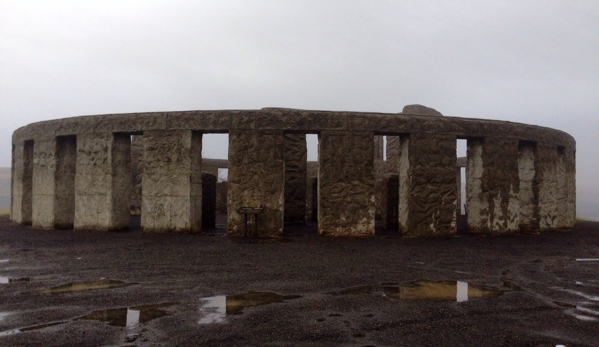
[25,279,135,295]
[199,292,301,324]
[383,280,505,302]
[0,277,30,284]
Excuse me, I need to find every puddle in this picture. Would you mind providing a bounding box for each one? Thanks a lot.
[327,285,375,296]
[78,303,176,327]
[0,260,9,264]
[0,277,30,284]
[576,258,599,262]
[199,292,300,324]
[0,321,67,337]
[24,279,135,295]
[384,280,505,302]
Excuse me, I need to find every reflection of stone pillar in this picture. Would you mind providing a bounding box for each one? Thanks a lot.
[228,130,284,236]
[32,138,57,228]
[130,135,143,215]
[319,131,374,236]
[74,133,131,230]
[467,138,519,234]
[400,134,457,237]
[11,140,33,225]
[382,174,399,230]
[284,133,307,224]
[202,173,217,229]
[142,130,202,233]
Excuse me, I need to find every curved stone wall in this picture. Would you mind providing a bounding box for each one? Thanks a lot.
[11,108,576,237]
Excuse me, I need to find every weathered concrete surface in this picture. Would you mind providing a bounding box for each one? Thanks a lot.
[538,144,576,230]
[402,104,443,116]
[129,135,143,215]
[142,130,202,233]
[318,131,375,236]
[31,138,57,228]
[284,133,307,224]
[228,130,284,236]
[54,136,77,229]
[10,141,33,224]
[382,174,399,230]
[74,133,131,231]
[518,142,539,232]
[201,173,216,229]
[467,138,520,234]
[400,134,457,237]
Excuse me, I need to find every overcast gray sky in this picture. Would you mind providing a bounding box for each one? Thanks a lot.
[1,1,597,218]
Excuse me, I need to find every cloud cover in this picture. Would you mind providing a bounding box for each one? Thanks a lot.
[1,0,597,217]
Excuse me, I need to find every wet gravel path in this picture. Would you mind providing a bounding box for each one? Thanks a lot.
[1,217,598,346]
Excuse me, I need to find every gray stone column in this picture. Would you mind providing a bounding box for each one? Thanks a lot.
[32,138,58,228]
[374,135,384,160]
[130,135,143,215]
[74,133,131,231]
[54,137,77,229]
[467,138,519,234]
[399,134,457,237]
[202,173,217,229]
[518,142,539,232]
[318,131,375,236]
[284,133,307,224]
[11,140,33,225]
[228,130,285,236]
[142,130,202,233]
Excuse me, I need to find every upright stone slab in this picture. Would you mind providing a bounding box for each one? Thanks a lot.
[32,138,58,228]
[202,173,217,229]
[399,134,457,237]
[284,133,307,224]
[74,133,131,231]
[538,144,575,230]
[130,135,143,215]
[228,130,285,236]
[142,130,202,233]
[518,142,539,232]
[318,131,374,236]
[11,141,33,225]
[54,137,77,228]
[466,138,519,234]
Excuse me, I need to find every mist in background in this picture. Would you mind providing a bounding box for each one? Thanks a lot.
[1,1,597,219]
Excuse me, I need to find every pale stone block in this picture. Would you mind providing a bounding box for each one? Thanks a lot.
[318,131,375,236]
[11,140,33,224]
[518,142,539,232]
[228,130,285,236]
[32,138,57,228]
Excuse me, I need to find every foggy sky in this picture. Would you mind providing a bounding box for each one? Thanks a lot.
[1,1,597,217]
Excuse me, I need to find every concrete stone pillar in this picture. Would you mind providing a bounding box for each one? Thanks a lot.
[11,141,34,225]
[374,135,384,160]
[74,133,131,230]
[130,135,143,215]
[284,133,307,224]
[466,138,519,234]
[538,144,576,230]
[228,130,285,236]
[399,134,457,237]
[456,167,462,216]
[202,173,217,229]
[54,137,77,228]
[518,142,539,232]
[142,130,202,233]
[318,131,375,236]
[386,136,401,164]
[32,138,58,228]
[382,174,399,230]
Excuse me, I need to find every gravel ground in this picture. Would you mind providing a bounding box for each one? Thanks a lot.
[0,216,598,347]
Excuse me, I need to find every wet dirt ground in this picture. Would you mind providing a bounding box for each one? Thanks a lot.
[0,216,598,347]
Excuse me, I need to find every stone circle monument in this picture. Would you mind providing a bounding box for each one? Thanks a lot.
[10,105,576,237]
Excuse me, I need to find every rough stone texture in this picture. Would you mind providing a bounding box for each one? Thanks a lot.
[400,134,457,237]
[518,142,539,232]
[402,104,443,117]
[284,133,307,224]
[374,135,384,160]
[142,130,202,233]
[201,173,216,229]
[382,174,399,230]
[11,108,576,236]
[305,177,318,223]
[74,133,131,231]
[130,135,143,215]
[318,131,375,236]
[467,138,520,234]
[54,136,77,228]
[11,141,33,224]
[31,138,57,228]
[227,130,284,236]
